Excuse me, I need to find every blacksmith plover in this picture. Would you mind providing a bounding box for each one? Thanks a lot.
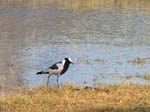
[36,57,73,87]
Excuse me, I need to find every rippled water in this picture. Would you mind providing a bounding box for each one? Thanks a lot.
[0,0,150,89]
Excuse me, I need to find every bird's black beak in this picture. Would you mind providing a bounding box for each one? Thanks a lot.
[71,62,74,64]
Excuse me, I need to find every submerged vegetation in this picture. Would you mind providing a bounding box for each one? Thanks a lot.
[128,57,150,64]
[123,72,150,81]
[1,84,150,112]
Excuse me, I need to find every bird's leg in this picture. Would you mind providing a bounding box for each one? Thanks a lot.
[47,74,51,87]
[57,76,59,88]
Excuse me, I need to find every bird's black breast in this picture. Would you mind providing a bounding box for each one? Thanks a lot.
[60,62,70,75]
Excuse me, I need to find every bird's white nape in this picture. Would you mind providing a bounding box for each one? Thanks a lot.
[68,57,73,63]
[62,59,66,66]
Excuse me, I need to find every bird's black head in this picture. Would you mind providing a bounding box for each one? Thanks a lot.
[64,57,74,64]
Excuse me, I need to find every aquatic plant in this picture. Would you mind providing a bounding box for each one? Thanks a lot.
[128,57,147,64]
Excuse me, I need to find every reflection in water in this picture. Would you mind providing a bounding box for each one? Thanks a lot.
[0,0,150,91]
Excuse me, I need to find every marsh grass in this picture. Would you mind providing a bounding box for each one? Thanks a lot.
[144,72,150,80]
[134,73,150,81]
[128,57,150,64]
[1,83,150,112]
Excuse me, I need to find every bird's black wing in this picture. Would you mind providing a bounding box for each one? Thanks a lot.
[49,61,62,70]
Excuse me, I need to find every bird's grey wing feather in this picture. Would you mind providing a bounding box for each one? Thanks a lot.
[49,61,61,70]
[46,62,63,75]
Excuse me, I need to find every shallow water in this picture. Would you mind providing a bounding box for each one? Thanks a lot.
[0,0,150,89]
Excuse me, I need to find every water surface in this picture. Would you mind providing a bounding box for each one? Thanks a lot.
[0,0,150,90]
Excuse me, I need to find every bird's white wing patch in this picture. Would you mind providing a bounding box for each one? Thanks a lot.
[62,59,66,66]
[57,63,64,71]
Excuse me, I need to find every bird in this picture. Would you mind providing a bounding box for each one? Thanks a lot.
[36,57,73,88]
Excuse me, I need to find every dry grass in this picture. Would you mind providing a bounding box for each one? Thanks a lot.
[144,72,150,80]
[1,83,150,112]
